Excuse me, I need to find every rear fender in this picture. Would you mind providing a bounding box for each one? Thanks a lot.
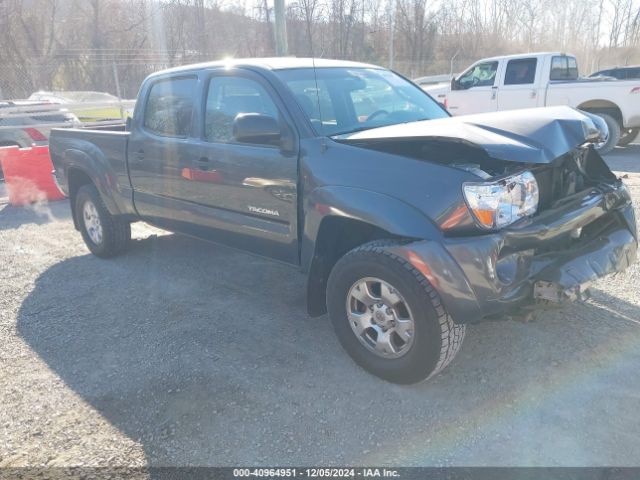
[63,148,124,217]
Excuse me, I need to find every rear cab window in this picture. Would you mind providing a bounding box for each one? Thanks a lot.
[504,58,537,85]
[550,56,578,81]
[143,76,197,137]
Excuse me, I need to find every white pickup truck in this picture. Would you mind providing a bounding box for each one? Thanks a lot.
[423,52,640,153]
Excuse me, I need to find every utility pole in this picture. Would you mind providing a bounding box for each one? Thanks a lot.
[274,0,288,56]
[112,62,124,120]
[388,0,395,69]
[450,50,460,79]
[263,0,275,54]
[195,0,207,61]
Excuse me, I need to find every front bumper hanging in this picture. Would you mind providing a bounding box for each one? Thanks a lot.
[388,180,637,323]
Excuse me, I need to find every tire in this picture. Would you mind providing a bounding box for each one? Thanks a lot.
[75,184,131,258]
[327,240,465,384]
[618,128,639,147]
[593,113,621,155]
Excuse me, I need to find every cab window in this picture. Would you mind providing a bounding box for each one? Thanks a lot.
[144,77,197,137]
[550,56,578,80]
[504,58,537,85]
[205,76,279,144]
[456,62,499,89]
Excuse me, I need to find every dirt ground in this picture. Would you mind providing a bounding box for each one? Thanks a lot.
[1,145,639,468]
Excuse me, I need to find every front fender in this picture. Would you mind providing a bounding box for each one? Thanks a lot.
[301,185,442,273]
[385,241,482,324]
[301,185,482,321]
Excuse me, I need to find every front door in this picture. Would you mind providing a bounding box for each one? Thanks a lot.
[447,61,500,116]
[181,70,299,264]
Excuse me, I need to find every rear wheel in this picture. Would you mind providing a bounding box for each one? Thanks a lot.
[327,240,465,384]
[618,128,639,147]
[593,113,621,155]
[75,184,130,258]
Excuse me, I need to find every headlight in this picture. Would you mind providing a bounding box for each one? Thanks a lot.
[463,170,539,229]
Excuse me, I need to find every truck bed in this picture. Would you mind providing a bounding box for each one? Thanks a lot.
[546,78,640,128]
[49,126,136,218]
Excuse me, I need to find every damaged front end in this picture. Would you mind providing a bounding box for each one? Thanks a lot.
[390,154,636,322]
[337,107,637,323]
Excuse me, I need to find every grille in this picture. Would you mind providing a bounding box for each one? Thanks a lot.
[533,151,590,210]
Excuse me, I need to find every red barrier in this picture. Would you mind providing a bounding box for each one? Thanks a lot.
[0,145,65,206]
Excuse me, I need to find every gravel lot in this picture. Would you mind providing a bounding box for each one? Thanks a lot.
[1,145,639,468]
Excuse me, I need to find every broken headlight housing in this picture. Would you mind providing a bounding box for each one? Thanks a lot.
[463,171,539,229]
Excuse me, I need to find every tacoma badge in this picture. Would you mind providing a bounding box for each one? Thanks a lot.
[248,205,280,217]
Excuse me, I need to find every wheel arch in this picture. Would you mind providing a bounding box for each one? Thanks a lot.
[578,100,623,125]
[302,186,442,317]
[63,148,126,228]
[306,215,407,316]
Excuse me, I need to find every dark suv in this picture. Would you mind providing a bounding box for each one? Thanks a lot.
[590,66,640,80]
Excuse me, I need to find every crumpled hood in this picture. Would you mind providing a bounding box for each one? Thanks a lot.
[334,106,606,164]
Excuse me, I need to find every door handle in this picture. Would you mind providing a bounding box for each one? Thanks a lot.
[530,89,537,98]
[491,86,498,100]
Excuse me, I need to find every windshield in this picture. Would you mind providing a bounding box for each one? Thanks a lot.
[276,67,448,136]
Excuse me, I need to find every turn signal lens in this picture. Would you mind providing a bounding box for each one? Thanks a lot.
[463,171,539,229]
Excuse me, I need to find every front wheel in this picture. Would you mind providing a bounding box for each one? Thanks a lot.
[327,241,465,384]
[593,113,621,155]
[75,184,131,258]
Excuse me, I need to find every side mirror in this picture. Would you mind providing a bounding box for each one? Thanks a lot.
[125,116,132,131]
[233,113,281,145]
[451,77,458,91]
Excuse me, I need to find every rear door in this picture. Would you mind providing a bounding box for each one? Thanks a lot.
[127,75,199,226]
[447,61,500,115]
[496,57,542,110]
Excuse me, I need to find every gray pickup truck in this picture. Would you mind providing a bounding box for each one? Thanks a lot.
[50,58,637,384]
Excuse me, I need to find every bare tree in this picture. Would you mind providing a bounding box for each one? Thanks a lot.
[0,0,639,99]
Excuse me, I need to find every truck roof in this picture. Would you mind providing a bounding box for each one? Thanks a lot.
[149,57,381,78]
[478,52,574,62]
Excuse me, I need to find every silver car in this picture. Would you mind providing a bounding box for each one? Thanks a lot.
[0,101,78,180]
